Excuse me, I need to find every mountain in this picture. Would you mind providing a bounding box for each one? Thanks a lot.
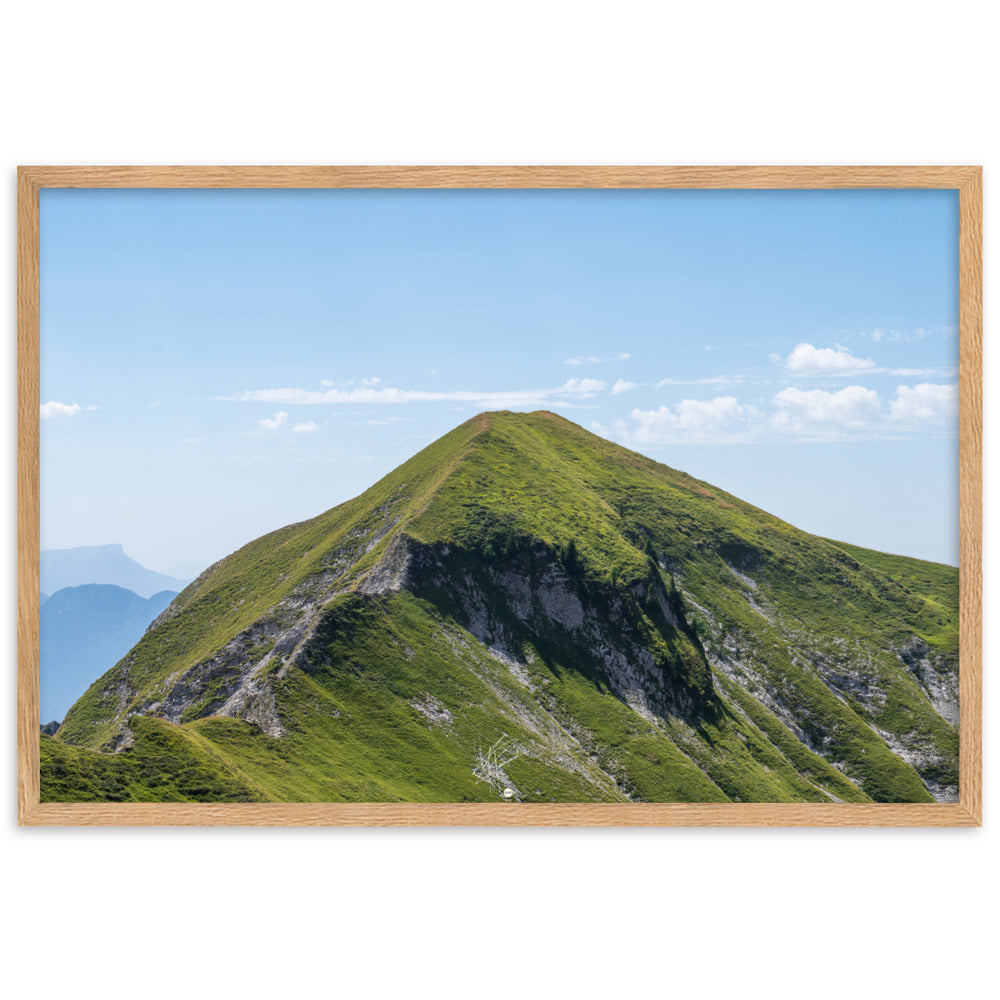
[40,585,178,724]
[42,411,959,804]
[41,544,190,599]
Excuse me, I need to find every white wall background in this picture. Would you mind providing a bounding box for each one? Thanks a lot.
[2,3,994,996]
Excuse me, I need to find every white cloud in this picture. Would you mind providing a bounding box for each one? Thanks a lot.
[359,376,381,387]
[292,420,319,434]
[889,383,958,424]
[40,401,81,419]
[657,375,745,387]
[229,378,608,408]
[611,378,635,395]
[565,352,629,365]
[784,342,876,376]
[599,377,956,448]
[629,396,760,444]
[558,377,606,396]
[859,327,934,343]
[259,411,288,429]
[771,385,881,436]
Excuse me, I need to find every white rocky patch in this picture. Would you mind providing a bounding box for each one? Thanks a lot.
[894,636,959,726]
[869,723,958,803]
[409,694,454,726]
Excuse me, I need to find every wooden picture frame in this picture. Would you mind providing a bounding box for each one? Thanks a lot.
[17,165,983,827]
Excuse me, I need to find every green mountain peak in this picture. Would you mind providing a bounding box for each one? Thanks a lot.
[45,411,959,805]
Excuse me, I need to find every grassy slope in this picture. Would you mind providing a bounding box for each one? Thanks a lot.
[40,720,263,802]
[49,411,957,803]
[43,591,857,803]
[46,592,721,803]
[408,413,953,799]
[825,538,959,655]
[56,418,489,748]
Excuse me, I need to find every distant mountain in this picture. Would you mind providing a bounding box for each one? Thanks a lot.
[43,411,958,804]
[40,584,177,723]
[41,544,190,599]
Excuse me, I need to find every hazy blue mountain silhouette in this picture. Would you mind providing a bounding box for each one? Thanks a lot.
[41,584,177,723]
[41,544,189,599]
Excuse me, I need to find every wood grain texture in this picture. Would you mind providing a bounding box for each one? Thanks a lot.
[958,168,983,824]
[15,164,982,190]
[17,168,40,825]
[16,165,984,827]
[18,802,982,827]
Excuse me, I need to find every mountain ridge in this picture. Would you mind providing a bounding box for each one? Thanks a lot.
[40,584,178,723]
[43,411,959,804]
[41,544,191,599]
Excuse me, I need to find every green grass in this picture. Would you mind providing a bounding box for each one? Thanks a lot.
[40,719,264,802]
[46,410,958,803]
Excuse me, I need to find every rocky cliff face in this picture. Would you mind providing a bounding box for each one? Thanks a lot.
[675,556,959,802]
[91,529,956,802]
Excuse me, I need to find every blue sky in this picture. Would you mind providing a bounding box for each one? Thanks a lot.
[39,188,959,572]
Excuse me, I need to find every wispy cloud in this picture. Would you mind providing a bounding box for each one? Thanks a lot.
[225,377,607,409]
[565,352,630,366]
[657,374,747,387]
[320,376,381,388]
[292,420,319,434]
[259,411,288,429]
[611,378,636,396]
[858,326,935,343]
[777,343,951,381]
[40,401,81,419]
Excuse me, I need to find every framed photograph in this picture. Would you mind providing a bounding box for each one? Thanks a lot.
[17,166,982,827]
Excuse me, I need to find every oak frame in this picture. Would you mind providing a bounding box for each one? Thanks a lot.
[17,165,983,827]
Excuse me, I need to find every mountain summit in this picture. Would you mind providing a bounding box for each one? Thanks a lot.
[43,411,959,804]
